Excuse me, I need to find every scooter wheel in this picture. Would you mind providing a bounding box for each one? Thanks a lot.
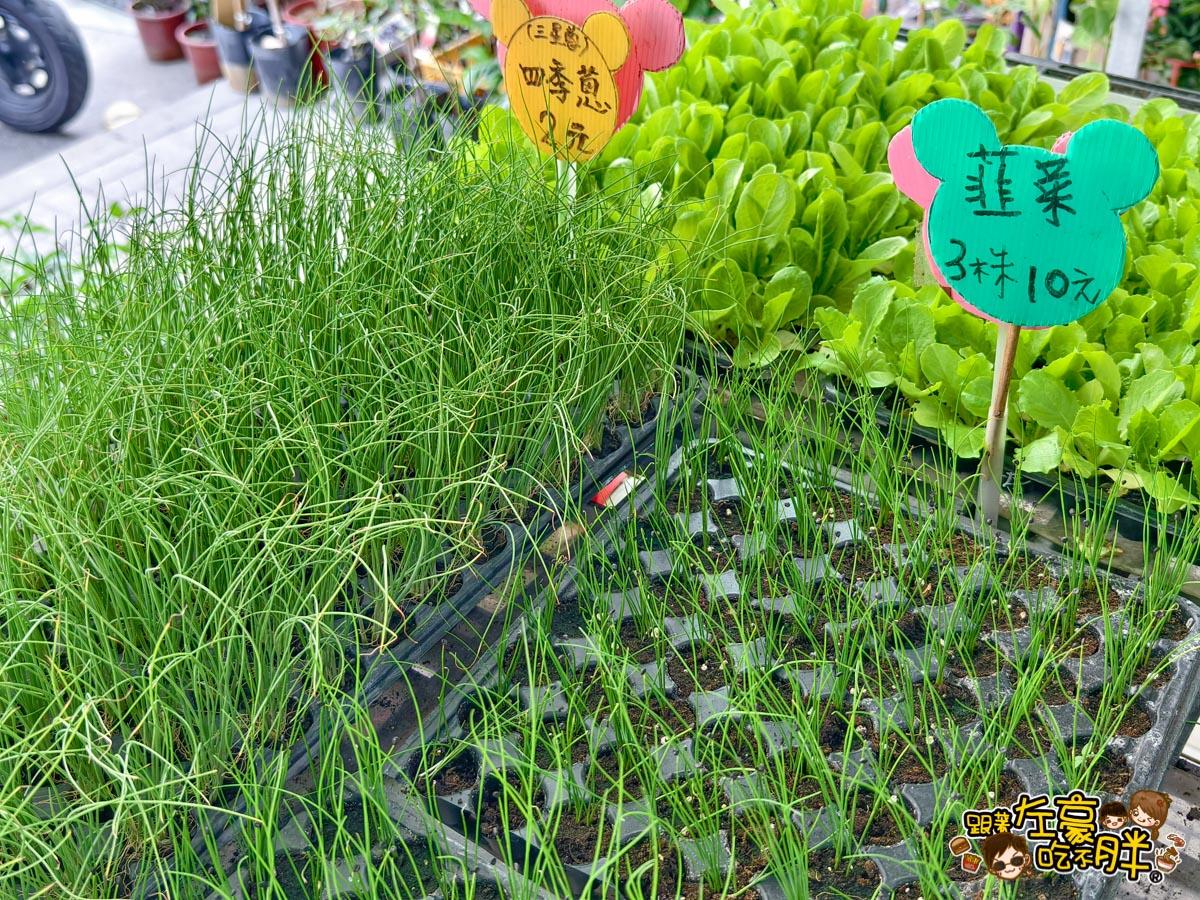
[0,0,89,133]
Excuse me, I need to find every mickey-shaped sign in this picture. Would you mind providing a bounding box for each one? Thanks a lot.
[480,0,684,160]
[889,99,1159,329]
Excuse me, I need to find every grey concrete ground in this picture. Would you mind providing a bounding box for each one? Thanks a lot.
[0,0,275,257]
[0,0,204,173]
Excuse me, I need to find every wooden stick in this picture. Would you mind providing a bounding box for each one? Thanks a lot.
[978,321,1021,533]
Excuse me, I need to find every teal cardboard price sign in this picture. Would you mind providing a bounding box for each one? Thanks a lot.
[890,98,1159,329]
[887,98,1160,532]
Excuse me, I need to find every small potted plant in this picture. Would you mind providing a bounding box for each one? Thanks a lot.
[248,0,315,105]
[130,0,189,61]
[1142,0,1200,87]
[282,0,352,87]
[315,0,389,115]
[175,0,223,84]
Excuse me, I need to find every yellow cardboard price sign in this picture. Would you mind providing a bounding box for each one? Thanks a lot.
[487,0,684,161]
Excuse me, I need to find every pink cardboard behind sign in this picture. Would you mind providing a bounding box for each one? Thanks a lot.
[477,0,683,130]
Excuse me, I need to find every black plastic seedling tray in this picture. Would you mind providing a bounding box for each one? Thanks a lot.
[132,373,708,900]
[375,431,1200,900]
[682,336,1200,567]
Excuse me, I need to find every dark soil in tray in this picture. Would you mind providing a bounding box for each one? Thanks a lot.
[703,451,742,483]
[613,838,684,899]
[477,523,509,560]
[932,680,981,725]
[889,738,950,783]
[663,485,709,516]
[569,673,610,723]
[850,795,904,846]
[1154,603,1193,641]
[820,713,880,755]
[503,642,555,687]
[830,547,890,585]
[804,848,881,897]
[1011,873,1080,898]
[859,653,906,692]
[687,539,735,578]
[1090,749,1134,795]
[712,498,748,536]
[883,612,929,650]
[695,723,763,771]
[666,644,729,697]
[1004,712,1057,759]
[996,769,1026,807]
[1056,624,1100,659]
[411,744,479,796]
[1080,691,1152,737]
[1131,645,1173,689]
[746,567,797,602]
[621,620,663,665]
[626,696,697,740]
[586,750,646,799]
[476,771,529,834]
[679,880,761,900]
[552,804,610,865]
[319,797,366,845]
[656,578,703,619]
[810,489,858,523]
[550,595,590,640]
[1065,578,1122,621]
[944,641,1005,679]
[774,621,824,662]
[990,595,1031,631]
[515,730,586,771]
[1022,671,1079,707]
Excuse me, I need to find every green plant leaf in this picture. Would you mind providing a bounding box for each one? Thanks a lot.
[1017,369,1080,430]
[732,172,796,267]
[1157,398,1200,458]
[1119,369,1185,433]
[733,332,782,368]
[1018,429,1065,473]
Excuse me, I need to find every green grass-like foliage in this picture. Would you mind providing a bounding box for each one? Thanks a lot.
[0,109,686,896]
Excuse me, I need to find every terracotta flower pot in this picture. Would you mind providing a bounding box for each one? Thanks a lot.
[130,0,188,62]
[176,21,223,84]
[282,0,335,87]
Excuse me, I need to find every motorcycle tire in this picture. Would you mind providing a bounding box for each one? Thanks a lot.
[0,0,89,133]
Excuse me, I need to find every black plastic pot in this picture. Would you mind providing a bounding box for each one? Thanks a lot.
[325,42,379,117]
[248,24,313,105]
[211,9,270,91]
[386,78,488,150]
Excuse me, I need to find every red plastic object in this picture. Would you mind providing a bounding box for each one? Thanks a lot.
[130,1,188,62]
[176,21,222,84]
[593,472,643,507]
[283,0,332,86]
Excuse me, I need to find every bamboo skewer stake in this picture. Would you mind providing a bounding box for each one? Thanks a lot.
[978,321,1021,532]
[557,157,577,232]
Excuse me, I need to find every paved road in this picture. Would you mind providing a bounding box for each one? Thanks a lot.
[0,0,206,174]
